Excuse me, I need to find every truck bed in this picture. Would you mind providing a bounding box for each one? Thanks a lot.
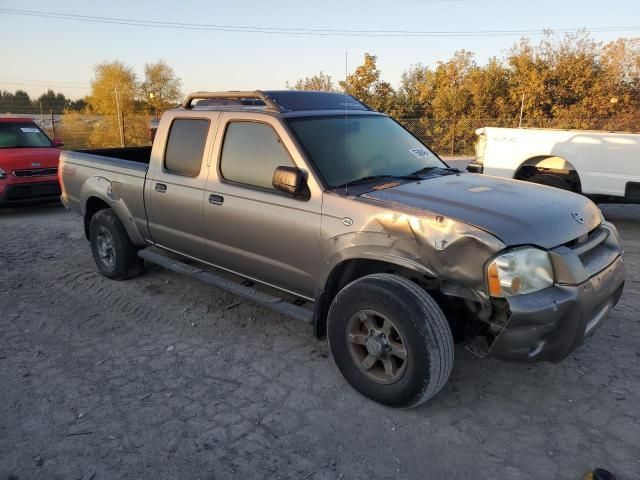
[59,146,152,245]
[77,146,152,164]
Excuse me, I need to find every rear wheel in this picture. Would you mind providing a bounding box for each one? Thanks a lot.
[327,273,454,408]
[89,208,144,280]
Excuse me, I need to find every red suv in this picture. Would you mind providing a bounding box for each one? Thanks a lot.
[0,117,63,206]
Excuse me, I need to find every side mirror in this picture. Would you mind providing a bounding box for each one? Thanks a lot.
[53,138,64,147]
[272,166,307,198]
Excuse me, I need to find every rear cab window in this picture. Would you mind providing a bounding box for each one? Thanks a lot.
[164,118,210,176]
[219,121,294,190]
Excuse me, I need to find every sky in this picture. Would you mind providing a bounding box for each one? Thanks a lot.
[1,0,639,100]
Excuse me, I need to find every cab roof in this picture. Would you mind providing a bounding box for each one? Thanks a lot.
[179,90,374,115]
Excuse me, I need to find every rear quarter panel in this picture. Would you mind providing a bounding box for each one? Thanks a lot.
[60,151,149,245]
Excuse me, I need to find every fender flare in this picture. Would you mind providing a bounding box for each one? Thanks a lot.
[317,242,437,293]
[80,176,146,246]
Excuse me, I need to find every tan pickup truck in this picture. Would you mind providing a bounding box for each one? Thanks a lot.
[60,91,625,407]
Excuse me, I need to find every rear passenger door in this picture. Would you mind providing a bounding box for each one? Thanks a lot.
[202,114,323,298]
[147,114,219,258]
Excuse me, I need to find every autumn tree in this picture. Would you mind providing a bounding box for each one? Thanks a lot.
[89,60,137,116]
[340,54,395,111]
[392,64,433,117]
[287,71,335,91]
[86,60,143,147]
[140,60,183,114]
[600,38,640,130]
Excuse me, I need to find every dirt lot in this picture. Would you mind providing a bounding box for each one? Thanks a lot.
[1,203,639,480]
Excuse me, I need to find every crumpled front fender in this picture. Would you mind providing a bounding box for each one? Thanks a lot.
[319,197,506,295]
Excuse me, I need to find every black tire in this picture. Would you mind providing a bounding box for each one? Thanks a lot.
[89,208,144,280]
[528,173,569,190]
[327,273,454,408]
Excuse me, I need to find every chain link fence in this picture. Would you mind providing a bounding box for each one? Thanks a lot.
[397,118,503,156]
[25,113,156,151]
[18,112,636,156]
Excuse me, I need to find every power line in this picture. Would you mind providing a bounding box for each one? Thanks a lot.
[0,76,88,87]
[0,81,90,90]
[1,7,638,37]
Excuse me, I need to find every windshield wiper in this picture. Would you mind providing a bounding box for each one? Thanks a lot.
[409,166,461,176]
[334,174,421,190]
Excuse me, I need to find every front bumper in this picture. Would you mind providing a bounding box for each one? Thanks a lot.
[0,180,61,206]
[489,255,625,362]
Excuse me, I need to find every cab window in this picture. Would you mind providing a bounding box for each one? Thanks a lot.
[220,122,293,189]
[164,118,210,176]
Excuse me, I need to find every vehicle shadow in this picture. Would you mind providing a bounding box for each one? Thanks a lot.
[600,203,640,222]
[0,202,64,217]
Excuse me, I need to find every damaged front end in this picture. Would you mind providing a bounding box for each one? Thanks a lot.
[469,223,625,362]
[320,191,625,363]
[320,194,506,349]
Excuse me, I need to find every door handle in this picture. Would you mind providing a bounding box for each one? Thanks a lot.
[208,194,224,205]
[155,183,167,193]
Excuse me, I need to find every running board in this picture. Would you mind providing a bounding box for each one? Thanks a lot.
[138,249,313,324]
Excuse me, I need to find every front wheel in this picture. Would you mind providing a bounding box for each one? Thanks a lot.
[327,273,454,408]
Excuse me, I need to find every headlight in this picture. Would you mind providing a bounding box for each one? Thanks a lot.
[0,167,5,179]
[487,247,554,297]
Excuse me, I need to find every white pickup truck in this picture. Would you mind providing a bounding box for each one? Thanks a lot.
[466,127,640,203]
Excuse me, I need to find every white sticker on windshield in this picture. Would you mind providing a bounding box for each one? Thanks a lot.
[409,147,429,159]
[20,127,40,133]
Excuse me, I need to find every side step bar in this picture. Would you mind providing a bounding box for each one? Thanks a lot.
[138,249,313,324]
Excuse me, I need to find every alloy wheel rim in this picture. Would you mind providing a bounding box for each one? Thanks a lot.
[96,226,116,269]
[346,310,408,384]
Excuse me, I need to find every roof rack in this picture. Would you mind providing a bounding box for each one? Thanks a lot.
[182,91,282,112]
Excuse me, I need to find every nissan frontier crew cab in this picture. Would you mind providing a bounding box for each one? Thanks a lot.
[59,91,625,408]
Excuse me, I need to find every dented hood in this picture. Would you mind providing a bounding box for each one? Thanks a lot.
[362,173,601,249]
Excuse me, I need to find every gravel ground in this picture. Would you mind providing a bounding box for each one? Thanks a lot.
[1,202,639,480]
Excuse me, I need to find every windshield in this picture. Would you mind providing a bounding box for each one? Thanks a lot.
[287,115,446,188]
[0,122,53,149]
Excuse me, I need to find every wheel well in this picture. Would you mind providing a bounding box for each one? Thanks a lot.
[313,259,434,339]
[84,197,110,239]
[514,156,582,192]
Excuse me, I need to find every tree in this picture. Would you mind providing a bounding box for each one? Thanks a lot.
[0,90,32,113]
[87,60,139,146]
[392,64,433,117]
[340,53,395,112]
[600,38,640,130]
[140,60,183,114]
[287,71,335,91]
[34,89,70,114]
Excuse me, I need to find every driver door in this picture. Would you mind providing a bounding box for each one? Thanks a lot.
[202,114,322,298]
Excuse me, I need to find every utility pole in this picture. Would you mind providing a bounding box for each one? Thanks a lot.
[518,93,525,128]
[50,110,56,139]
[450,116,456,156]
[114,87,125,147]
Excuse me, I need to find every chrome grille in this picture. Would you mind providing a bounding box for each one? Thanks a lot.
[12,168,58,178]
[567,225,619,277]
